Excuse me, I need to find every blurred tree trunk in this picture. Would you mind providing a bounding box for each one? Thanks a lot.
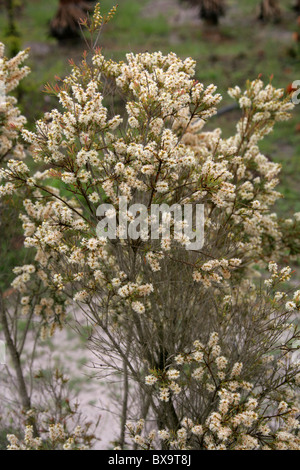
[50,0,94,40]
[258,0,281,22]
[199,0,225,25]
[178,0,225,25]
[5,0,18,36]
[294,0,300,12]
[2,0,22,56]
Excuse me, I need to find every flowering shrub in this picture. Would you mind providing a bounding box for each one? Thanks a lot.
[0,43,29,163]
[123,264,300,450]
[7,423,91,450]
[0,42,68,333]
[0,4,299,449]
[128,374,300,450]
[129,280,300,449]
[3,367,98,450]
[0,45,88,446]
[1,44,298,314]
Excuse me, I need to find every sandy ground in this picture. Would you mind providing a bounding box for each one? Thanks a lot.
[0,313,122,450]
[36,327,121,450]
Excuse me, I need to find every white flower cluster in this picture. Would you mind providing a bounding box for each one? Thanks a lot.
[139,333,300,450]
[264,261,293,287]
[192,258,242,287]
[7,424,89,450]
[0,43,29,162]
[145,332,252,402]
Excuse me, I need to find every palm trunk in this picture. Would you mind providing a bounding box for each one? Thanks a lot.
[258,0,281,22]
[294,0,300,12]
[3,0,21,56]
[199,0,225,25]
[178,0,225,25]
[50,0,94,40]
